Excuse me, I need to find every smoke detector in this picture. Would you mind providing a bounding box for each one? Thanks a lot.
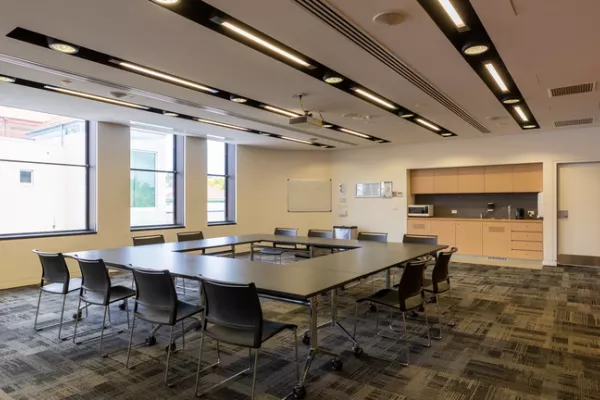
[373,12,406,26]
[109,91,130,99]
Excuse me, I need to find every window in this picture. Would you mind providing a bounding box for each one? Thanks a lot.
[130,130,183,228]
[0,105,90,237]
[207,140,236,224]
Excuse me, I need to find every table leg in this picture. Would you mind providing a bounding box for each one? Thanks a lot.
[309,246,314,258]
[294,296,318,398]
[250,243,254,261]
[231,245,236,258]
[385,268,392,289]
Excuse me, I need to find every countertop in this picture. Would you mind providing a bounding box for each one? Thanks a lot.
[408,217,543,223]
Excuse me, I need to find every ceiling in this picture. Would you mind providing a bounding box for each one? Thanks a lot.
[0,0,598,150]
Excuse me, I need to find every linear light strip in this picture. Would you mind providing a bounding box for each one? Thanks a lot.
[118,61,218,93]
[338,128,370,139]
[484,63,509,93]
[280,136,312,145]
[415,118,441,131]
[196,118,250,131]
[44,86,150,109]
[352,88,397,110]
[513,106,528,122]
[220,22,311,68]
[438,0,466,29]
[262,105,300,118]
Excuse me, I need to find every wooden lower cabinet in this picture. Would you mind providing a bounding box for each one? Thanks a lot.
[429,220,456,248]
[407,219,430,235]
[455,221,482,256]
[482,222,511,257]
[511,222,543,260]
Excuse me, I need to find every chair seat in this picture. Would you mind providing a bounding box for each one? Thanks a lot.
[135,300,203,325]
[42,278,82,294]
[204,319,297,348]
[423,278,450,294]
[259,248,286,256]
[357,288,424,312]
[81,285,136,305]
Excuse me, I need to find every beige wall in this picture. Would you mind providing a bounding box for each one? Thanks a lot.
[0,122,332,290]
[330,127,600,265]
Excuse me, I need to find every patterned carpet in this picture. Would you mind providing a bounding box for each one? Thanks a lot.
[1,254,599,400]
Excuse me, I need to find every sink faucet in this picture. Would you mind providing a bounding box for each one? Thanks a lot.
[508,205,512,220]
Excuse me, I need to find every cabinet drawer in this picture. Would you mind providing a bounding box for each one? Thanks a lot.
[511,223,543,232]
[511,232,543,242]
[511,241,543,251]
[511,250,543,260]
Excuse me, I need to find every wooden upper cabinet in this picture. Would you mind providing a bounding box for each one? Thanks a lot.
[484,165,514,193]
[513,163,543,192]
[457,167,485,193]
[433,168,458,193]
[410,169,434,194]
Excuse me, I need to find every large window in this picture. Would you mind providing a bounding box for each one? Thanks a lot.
[0,106,90,237]
[207,141,236,224]
[130,130,182,228]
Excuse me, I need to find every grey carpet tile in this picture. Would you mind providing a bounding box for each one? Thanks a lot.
[1,255,600,399]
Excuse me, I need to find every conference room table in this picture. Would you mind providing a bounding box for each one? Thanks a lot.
[66,234,445,398]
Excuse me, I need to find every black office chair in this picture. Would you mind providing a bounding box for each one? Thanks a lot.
[423,247,458,339]
[126,269,206,387]
[308,229,333,239]
[32,250,83,340]
[357,232,388,242]
[354,259,431,366]
[259,228,299,264]
[194,278,299,399]
[403,234,439,259]
[176,231,206,293]
[72,257,136,356]
[132,234,165,246]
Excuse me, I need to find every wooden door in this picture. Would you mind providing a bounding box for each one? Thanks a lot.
[455,220,482,255]
[410,169,434,194]
[484,165,514,193]
[429,220,456,248]
[513,163,543,192]
[457,167,485,193]
[482,222,511,257]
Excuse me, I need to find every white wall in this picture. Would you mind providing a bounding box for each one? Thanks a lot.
[330,127,600,265]
[0,122,332,289]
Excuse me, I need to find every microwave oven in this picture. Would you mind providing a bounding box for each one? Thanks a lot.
[408,205,434,217]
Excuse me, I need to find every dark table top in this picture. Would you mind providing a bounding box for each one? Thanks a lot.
[65,234,446,302]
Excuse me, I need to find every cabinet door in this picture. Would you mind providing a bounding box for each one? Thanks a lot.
[429,220,456,248]
[410,169,434,194]
[513,163,543,193]
[455,221,482,255]
[433,168,458,193]
[407,219,430,235]
[484,165,514,193]
[482,222,511,257]
[457,167,485,193]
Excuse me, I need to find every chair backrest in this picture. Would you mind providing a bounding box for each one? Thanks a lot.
[132,234,165,246]
[200,278,263,348]
[308,229,333,239]
[274,228,298,237]
[431,247,458,290]
[75,258,111,304]
[402,234,438,245]
[32,250,70,291]
[132,269,178,325]
[176,231,204,242]
[397,259,428,310]
[357,232,388,242]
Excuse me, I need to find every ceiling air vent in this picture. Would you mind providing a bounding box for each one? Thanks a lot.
[548,82,595,98]
[554,117,594,127]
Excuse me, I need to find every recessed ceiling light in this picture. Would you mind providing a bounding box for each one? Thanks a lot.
[130,121,174,130]
[117,61,218,93]
[47,38,79,54]
[462,43,489,56]
[352,88,397,110]
[513,106,529,122]
[484,63,509,93]
[323,72,344,84]
[44,86,149,109]
[322,124,333,128]
[438,0,467,29]
[415,118,441,131]
[163,111,178,117]
[502,97,521,104]
[339,128,371,139]
[152,0,180,4]
[206,134,226,140]
[258,132,271,136]
[196,118,250,131]
[281,136,312,145]
[230,95,247,103]
[441,132,453,137]
[400,112,415,118]
[0,76,15,83]
[375,139,385,143]
[262,105,300,118]
[220,21,311,68]
[523,124,537,129]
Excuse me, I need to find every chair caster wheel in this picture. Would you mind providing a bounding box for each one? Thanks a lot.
[352,346,364,357]
[301,333,310,346]
[330,358,343,371]
[145,336,157,346]
[72,311,83,321]
[165,342,177,353]
[293,385,306,399]
[369,304,377,312]
[118,303,126,311]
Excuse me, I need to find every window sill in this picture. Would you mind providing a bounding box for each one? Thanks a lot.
[0,230,97,241]
[131,225,186,232]
[207,222,237,227]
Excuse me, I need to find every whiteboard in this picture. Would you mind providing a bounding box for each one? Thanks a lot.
[287,179,332,212]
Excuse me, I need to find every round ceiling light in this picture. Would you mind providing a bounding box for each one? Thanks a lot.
[163,111,178,117]
[323,72,344,84]
[230,95,247,103]
[523,124,537,129]
[502,96,521,104]
[462,43,489,56]
[47,37,79,54]
[0,76,15,83]
[152,0,180,4]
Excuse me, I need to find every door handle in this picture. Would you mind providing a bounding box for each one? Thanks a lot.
[557,210,568,219]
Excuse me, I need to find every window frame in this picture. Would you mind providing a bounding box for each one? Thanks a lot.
[0,120,96,240]
[130,132,185,231]
[207,142,236,226]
